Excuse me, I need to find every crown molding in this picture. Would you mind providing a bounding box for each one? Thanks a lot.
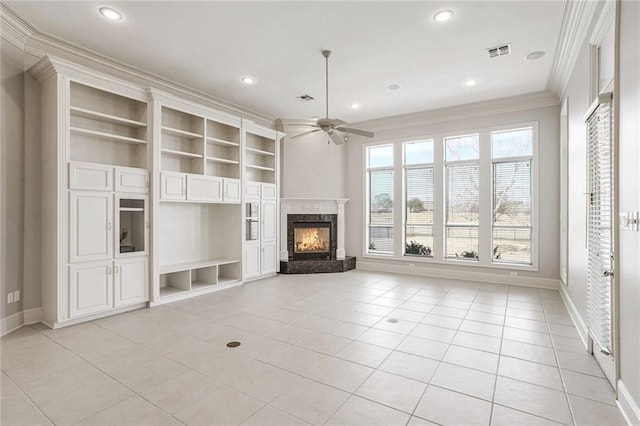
[2,2,273,128]
[349,91,560,133]
[0,2,37,50]
[547,0,599,97]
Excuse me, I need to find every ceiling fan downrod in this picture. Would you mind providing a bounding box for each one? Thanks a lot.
[322,50,331,120]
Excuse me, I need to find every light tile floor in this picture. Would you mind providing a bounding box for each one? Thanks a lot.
[1,271,629,425]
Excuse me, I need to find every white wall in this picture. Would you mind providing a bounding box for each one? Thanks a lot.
[1,38,25,319]
[563,39,591,326]
[281,131,346,198]
[341,102,560,285]
[617,0,640,417]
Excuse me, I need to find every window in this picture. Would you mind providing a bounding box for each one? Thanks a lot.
[404,140,434,257]
[367,145,393,254]
[491,128,533,264]
[445,135,479,260]
[363,122,537,270]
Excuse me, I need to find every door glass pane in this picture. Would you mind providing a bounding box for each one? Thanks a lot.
[119,198,145,254]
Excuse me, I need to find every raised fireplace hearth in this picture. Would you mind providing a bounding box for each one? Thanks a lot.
[280,198,355,274]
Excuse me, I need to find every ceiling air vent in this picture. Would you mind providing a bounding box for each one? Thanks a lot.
[297,94,314,101]
[487,43,511,58]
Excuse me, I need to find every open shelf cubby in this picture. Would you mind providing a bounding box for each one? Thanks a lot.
[69,82,148,168]
[159,259,241,297]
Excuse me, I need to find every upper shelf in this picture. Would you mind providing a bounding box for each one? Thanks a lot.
[246,147,275,156]
[206,136,239,147]
[70,106,147,128]
[162,126,203,139]
[70,126,147,145]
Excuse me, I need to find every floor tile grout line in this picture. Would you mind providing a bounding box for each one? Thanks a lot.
[488,283,511,426]
[1,355,57,426]
[14,325,173,426]
[542,288,578,426]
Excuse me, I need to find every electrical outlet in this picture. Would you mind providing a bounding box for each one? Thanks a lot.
[509,271,518,277]
[7,292,14,304]
[14,290,20,302]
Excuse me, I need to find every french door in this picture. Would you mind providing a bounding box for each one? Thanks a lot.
[586,92,616,386]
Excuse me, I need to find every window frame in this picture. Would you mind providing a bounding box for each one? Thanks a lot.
[444,134,480,262]
[490,126,536,266]
[403,139,435,258]
[361,121,538,272]
[365,143,395,256]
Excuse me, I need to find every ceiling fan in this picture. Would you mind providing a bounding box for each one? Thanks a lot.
[289,50,374,145]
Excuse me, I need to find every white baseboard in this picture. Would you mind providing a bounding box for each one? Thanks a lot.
[356,260,560,290]
[1,311,24,336]
[617,380,640,426]
[1,307,42,336]
[23,307,42,324]
[558,284,589,349]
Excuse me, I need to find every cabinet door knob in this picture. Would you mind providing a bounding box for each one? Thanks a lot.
[107,222,112,230]
[115,266,119,274]
[107,266,112,275]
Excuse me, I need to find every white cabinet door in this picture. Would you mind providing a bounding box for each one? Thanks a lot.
[243,243,261,279]
[261,200,277,242]
[160,171,186,200]
[114,257,148,307]
[261,183,277,200]
[244,181,261,199]
[69,260,113,318]
[187,175,223,202]
[115,167,148,193]
[69,162,112,191]
[223,178,241,204]
[70,191,113,262]
[261,242,277,275]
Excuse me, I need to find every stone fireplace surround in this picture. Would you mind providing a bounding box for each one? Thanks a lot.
[280,198,355,273]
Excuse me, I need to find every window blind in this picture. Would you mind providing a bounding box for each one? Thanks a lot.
[446,163,479,259]
[405,167,434,256]
[369,169,394,253]
[586,100,613,355]
[492,160,532,264]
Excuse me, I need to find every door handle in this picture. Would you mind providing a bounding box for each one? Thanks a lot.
[107,266,112,275]
[107,222,112,230]
[114,266,119,274]
[602,270,613,277]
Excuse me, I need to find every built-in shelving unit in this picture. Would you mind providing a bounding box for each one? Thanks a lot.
[159,258,241,297]
[244,124,278,184]
[69,81,148,169]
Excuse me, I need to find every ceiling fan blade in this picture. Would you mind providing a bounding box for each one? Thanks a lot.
[290,128,321,140]
[335,127,374,138]
[329,131,346,145]
[330,119,346,126]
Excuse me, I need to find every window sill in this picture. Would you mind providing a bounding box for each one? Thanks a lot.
[360,254,538,273]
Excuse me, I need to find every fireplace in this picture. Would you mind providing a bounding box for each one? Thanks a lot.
[292,222,332,259]
[287,214,337,260]
[280,199,355,274]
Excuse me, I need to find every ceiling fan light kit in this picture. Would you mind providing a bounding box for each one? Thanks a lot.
[289,50,374,145]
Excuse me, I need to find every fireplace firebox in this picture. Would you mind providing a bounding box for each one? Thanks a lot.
[287,214,338,260]
[292,222,332,259]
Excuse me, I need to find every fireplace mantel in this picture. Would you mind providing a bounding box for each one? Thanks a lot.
[280,198,348,262]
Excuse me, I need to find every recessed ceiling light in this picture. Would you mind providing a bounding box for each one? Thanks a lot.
[465,79,478,87]
[349,103,360,109]
[433,10,454,22]
[240,76,256,85]
[98,7,122,21]
[525,51,546,61]
[387,84,401,91]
